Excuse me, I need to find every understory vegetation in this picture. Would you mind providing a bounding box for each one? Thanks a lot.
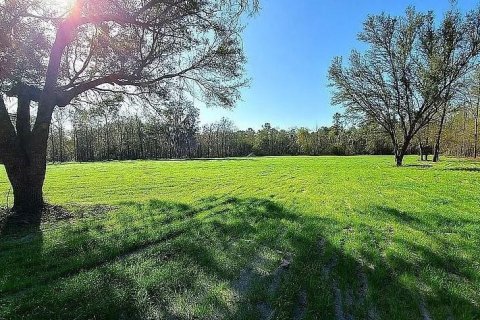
[1,156,479,319]
[46,102,479,162]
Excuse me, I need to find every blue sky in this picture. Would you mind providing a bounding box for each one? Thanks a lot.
[199,0,479,130]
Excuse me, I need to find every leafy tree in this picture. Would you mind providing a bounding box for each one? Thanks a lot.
[0,0,257,222]
[466,66,480,158]
[296,127,312,155]
[329,6,480,166]
[154,100,199,158]
[254,123,274,156]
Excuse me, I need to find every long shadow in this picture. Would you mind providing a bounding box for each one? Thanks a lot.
[404,164,433,169]
[0,207,42,236]
[445,167,480,172]
[88,157,258,164]
[0,199,478,319]
[179,157,258,162]
[372,205,423,224]
[0,201,198,297]
[0,207,44,310]
[368,205,479,233]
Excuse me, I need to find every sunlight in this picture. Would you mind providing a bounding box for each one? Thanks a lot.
[1,1,480,319]
[44,0,76,13]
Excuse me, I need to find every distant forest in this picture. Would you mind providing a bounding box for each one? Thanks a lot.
[44,101,479,162]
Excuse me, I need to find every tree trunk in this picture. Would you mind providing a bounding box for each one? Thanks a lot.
[394,144,405,166]
[474,98,479,158]
[462,107,467,157]
[418,139,424,161]
[3,153,46,223]
[392,133,414,167]
[395,153,404,166]
[1,92,54,226]
[433,105,448,162]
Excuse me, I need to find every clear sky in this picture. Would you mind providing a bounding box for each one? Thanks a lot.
[198,0,480,130]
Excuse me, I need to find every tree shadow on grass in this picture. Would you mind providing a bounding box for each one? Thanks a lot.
[0,199,478,319]
[371,205,423,224]
[0,211,47,318]
[404,163,433,169]
[366,205,479,234]
[444,167,480,172]
[0,208,42,236]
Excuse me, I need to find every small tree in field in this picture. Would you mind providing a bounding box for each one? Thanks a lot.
[329,7,480,166]
[0,0,257,223]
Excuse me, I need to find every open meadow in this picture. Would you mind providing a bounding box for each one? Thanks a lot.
[0,156,479,319]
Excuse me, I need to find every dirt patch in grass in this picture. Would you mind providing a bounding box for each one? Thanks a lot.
[68,204,118,218]
[268,255,292,295]
[0,204,72,235]
[0,204,117,236]
[41,204,74,222]
[233,252,293,319]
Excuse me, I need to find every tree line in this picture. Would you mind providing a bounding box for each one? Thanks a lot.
[46,105,394,161]
[45,100,479,162]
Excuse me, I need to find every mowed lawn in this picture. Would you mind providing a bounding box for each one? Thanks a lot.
[0,156,479,319]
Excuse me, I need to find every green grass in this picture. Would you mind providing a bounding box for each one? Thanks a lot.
[0,156,479,319]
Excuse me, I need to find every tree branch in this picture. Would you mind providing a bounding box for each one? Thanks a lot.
[0,94,17,162]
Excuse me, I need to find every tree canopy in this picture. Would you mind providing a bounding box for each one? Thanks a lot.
[0,0,257,219]
[329,6,480,165]
[1,0,258,107]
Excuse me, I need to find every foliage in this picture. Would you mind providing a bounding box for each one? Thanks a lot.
[329,6,480,165]
[45,109,397,161]
[0,0,257,215]
[1,0,258,107]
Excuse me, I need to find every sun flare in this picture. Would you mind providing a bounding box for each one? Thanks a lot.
[45,0,76,13]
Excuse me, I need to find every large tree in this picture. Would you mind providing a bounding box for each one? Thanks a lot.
[156,100,199,158]
[329,6,480,166]
[465,66,480,158]
[0,0,257,222]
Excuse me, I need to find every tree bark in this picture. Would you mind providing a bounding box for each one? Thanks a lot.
[395,153,404,166]
[433,105,448,162]
[474,98,479,158]
[394,144,406,166]
[3,156,46,222]
[0,90,54,224]
[462,107,467,157]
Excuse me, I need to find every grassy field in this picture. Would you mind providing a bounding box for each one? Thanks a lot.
[0,156,479,319]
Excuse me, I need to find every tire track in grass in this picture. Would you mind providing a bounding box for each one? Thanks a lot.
[268,256,292,295]
[318,237,345,320]
[232,253,293,319]
[356,265,380,320]
[233,253,273,318]
[258,255,292,319]
[318,237,381,320]
[333,280,347,320]
[419,298,432,320]
[233,254,268,298]
[292,289,308,320]
[239,251,308,320]
[257,302,275,320]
